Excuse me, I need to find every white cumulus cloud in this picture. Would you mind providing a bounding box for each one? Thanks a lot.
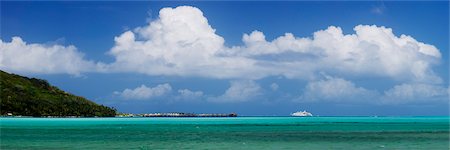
[1,6,443,84]
[1,6,447,106]
[106,6,442,84]
[107,6,257,79]
[230,25,442,83]
[0,37,100,76]
[115,83,172,100]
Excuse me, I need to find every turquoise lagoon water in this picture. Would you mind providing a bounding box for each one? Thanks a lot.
[1,117,449,149]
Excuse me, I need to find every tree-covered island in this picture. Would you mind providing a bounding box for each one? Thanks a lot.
[0,70,116,117]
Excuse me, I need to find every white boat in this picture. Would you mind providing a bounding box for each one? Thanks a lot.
[291,110,313,117]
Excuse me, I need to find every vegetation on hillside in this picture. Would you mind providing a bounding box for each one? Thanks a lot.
[0,70,116,117]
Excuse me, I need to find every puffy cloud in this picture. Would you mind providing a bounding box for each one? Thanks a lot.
[115,84,172,100]
[108,6,257,78]
[232,25,442,83]
[2,6,446,105]
[1,6,442,83]
[209,80,262,103]
[107,6,442,83]
[104,5,446,105]
[382,83,449,104]
[0,37,100,75]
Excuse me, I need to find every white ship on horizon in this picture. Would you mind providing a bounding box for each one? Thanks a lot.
[291,110,313,117]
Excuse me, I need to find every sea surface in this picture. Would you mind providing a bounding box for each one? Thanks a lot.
[1,116,449,149]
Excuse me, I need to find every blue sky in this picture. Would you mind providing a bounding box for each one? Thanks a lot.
[1,1,449,116]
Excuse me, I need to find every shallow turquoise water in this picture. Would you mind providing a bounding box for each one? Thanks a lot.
[1,117,449,149]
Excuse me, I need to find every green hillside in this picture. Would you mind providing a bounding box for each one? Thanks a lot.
[0,70,116,117]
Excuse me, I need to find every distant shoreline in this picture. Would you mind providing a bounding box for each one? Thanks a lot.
[1,115,449,118]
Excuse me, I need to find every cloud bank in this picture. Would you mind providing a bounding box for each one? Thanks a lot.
[1,6,447,105]
[106,6,442,84]
[1,6,442,84]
